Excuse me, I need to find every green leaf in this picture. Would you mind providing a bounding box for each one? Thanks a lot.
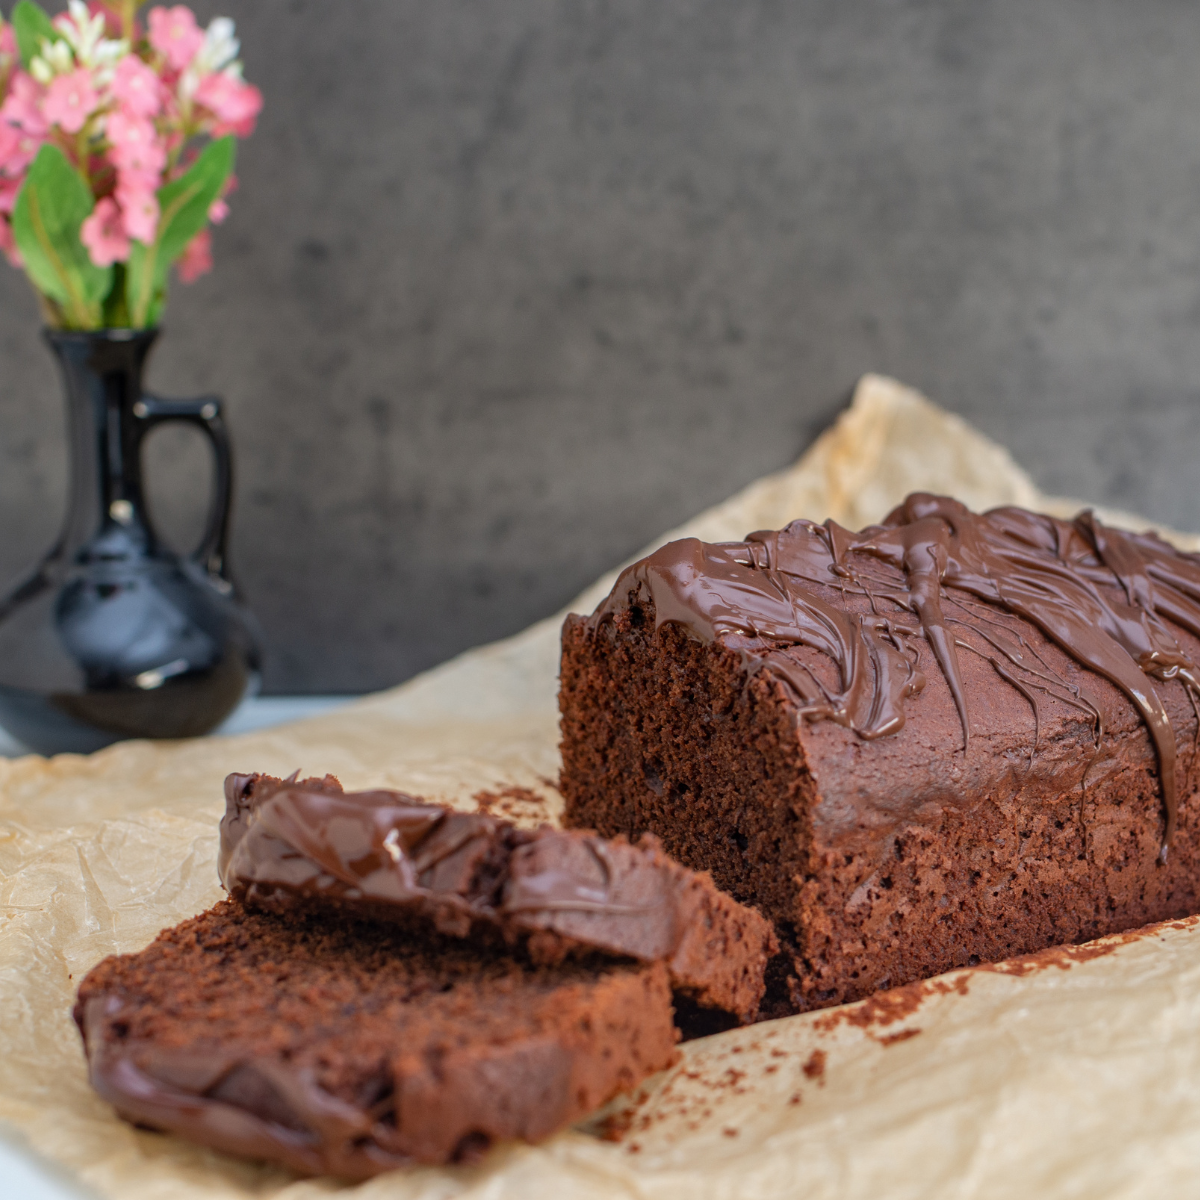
[12,0,58,70]
[101,263,130,328]
[126,136,236,328]
[12,144,112,329]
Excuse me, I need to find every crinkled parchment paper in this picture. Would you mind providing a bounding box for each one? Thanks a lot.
[4,375,1200,1200]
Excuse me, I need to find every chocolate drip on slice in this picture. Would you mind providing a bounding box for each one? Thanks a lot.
[590,493,1200,858]
[220,775,649,933]
[220,774,778,1023]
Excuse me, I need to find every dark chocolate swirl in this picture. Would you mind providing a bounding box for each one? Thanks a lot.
[590,494,1200,860]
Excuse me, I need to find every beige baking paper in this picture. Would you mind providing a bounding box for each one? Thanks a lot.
[3,373,1199,1200]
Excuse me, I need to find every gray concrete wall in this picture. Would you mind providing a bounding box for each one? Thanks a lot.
[3,0,1200,692]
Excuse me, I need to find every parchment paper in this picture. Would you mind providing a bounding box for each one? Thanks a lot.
[4,374,1199,1200]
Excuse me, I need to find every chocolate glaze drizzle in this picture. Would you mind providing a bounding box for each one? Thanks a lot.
[591,494,1200,861]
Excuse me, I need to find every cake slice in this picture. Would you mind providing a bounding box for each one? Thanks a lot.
[219,772,777,1024]
[74,900,677,1179]
[75,774,777,1177]
[559,494,1200,1013]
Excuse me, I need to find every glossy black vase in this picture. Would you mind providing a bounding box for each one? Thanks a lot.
[0,329,261,755]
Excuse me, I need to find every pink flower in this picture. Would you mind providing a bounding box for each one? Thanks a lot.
[116,181,159,243]
[111,55,161,118]
[1,73,48,137]
[176,226,211,282]
[0,22,17,60]
[194,71,261,137]
[0,122,38,176]
[148,6,203,72]
[43,69,97,135]
[116,169,161,203]
[106,110,154,148]
[207,171,236,223]
[80,196,130,266]
[0,216,21,267]
[0,174,21,215]
[105,110,166,176]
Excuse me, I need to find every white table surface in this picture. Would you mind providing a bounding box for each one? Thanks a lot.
[0,695,357,1197]
[0,694,356,758]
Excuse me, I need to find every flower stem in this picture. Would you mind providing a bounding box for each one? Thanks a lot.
[103,264,130,328]
[75,129,91,188]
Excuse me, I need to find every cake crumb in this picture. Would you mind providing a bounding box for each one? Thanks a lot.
[472,786,552,826]
[876,1027,922,1046]
[802,1049,827,1082]
[814,973,969,1034]
[595,1110,635,1142]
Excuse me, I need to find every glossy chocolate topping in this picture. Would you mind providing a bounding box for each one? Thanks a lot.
[220,773,777,1021]
[590,493,1200,860]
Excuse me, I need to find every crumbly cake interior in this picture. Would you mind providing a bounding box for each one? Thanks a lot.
[76,900,677,1174]
[562,611,810,940]
[83,901,632,1059]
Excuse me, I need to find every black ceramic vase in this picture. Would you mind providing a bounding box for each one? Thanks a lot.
[0,329,261,755]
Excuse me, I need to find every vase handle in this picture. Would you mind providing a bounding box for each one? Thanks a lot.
[132,393,233,580]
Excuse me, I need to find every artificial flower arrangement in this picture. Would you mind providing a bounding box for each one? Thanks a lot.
[0,0,260,329]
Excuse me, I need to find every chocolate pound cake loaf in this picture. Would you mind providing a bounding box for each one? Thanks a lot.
[75,901,676,1178]
[219,772,777,1023]
[559,494,1200,1013]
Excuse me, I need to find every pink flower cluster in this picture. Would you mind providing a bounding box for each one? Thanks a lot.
[0,2,260,275]
[0,21,28,264]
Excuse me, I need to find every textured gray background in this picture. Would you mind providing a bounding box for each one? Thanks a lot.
[2,0,1200,693]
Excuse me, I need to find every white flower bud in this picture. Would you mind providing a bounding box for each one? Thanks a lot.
[93,38,129,68]
[195,16,240,74]
[43,39,73,75]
